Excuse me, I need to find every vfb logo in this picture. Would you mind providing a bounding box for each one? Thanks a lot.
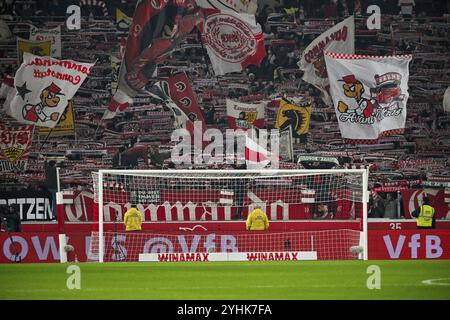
[383,234,443,259]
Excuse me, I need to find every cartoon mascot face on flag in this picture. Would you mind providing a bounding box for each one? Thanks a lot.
[336,72,406,121]
[22,82,64,124]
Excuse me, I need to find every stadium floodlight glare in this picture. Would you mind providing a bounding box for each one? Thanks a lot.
[90,169,369,263]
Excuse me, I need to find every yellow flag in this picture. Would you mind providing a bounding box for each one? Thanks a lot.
[275,99,312,138]
[39,101,75,136]
[17,38,51,64]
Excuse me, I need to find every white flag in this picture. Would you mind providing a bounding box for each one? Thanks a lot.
[195,0,258,14]
[8,53,95,128]
[200,9,266,75]
[324,51,412,144]
[0,20,12,41]
[298,16,354,105]
[444,86,450,114]
[245,133,279,169]
[29,25,62,58]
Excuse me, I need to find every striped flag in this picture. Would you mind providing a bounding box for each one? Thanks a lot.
[445,188,450,203]
[219,190,234,205]
[245,134,279,169]
[301,189,316,203]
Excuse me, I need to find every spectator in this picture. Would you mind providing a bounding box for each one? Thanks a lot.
[411,195,435,229]
[47,0,67,16]
[204,105,216,125]
[383,193,399,219]
[231,164,248,219]
[44,159,58,219]
[313,204,332,219]
[149,145,170,168]
[246,204,269,231]
[369,193,385,218]
[112,146,126,168]
[3,204,21,232]
[398,0,415,20]
[323,0,338,18]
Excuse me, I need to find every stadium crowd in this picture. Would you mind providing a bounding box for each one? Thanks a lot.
[0,0,449,221]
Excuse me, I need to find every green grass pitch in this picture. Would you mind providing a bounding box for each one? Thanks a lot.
[1,260,450,300]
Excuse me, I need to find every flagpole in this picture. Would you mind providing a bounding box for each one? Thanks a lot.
[37,114,63,154]
[197,29,215,80]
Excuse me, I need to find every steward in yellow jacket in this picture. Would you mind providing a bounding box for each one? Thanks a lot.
[124,205,142,231]
[411,196,435,229]
[246,206,269,231]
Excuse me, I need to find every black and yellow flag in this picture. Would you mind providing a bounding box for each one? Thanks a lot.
[275,99,312,140]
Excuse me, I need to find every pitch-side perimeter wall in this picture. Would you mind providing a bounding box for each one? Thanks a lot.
[1,221,450,262]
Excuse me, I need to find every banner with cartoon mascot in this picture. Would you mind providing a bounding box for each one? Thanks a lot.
[7,53,94,128]
[324,51,411,144]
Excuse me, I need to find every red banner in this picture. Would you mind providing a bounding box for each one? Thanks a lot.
[401,188,450,219]
[368,230,450,259]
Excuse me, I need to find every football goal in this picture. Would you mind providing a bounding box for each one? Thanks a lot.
[88,169,369,262]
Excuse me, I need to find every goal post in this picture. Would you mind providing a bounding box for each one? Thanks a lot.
[91,169,369,262]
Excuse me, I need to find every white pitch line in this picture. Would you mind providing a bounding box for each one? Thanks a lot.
[1,283,427,294]
[422,278,450,286]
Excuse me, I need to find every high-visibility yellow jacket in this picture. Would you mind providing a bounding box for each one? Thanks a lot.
[124,207,142,231]
[246,208,269,231]
[417,204,435,228]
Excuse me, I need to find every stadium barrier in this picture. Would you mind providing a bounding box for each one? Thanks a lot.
[2,224,450,263]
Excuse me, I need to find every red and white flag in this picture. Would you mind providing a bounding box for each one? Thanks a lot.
[29,25,62,58]
[195,0,257,14]
[219,190,234,205]
[149,72,206,143]
[226,99,265,129]
[0,124,34,172]
[200,9,266,75]
[301,189,316,203]
[245,134,279,169]
[445,188,450,204]
[324,51,411,144]
[298,16,354,105]
[7,53,94,128]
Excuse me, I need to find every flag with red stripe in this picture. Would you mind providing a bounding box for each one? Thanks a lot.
[245,134,279,169]
[226,99,265,129]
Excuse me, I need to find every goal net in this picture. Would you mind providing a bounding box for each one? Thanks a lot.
[89,169,368,262]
